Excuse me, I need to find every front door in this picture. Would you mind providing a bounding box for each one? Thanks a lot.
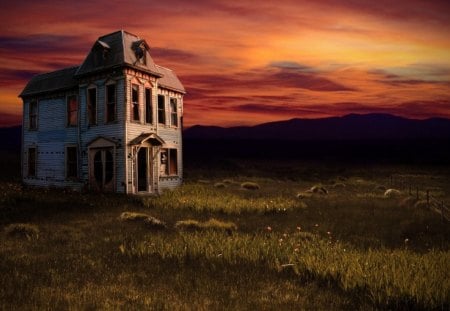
[137,147,148,192]
[89,148,114,192]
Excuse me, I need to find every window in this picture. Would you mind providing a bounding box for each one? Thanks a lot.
[131,84,139,122]
[158,95,166,125]
[29,101,37,130]
[87,88,97,125]
[28,147,36,177]
[106,84,116,123]
[67,95,78,126]
[145,88,152,124]
[170,98,178,127]
[66,146,78,179]
[160,148,178,176]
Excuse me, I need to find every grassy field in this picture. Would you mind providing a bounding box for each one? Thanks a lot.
[0,158,449,310]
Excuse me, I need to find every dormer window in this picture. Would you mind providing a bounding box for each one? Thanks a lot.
[132,40,147,65]
[94,40,110,66]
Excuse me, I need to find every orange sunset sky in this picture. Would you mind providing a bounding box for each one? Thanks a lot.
[0,0,449,127]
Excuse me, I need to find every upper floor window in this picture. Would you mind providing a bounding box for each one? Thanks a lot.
[131,84,140,122]
[87,88,97,126]
[170,98,178,127]
[28,147,36,177]
[106,84,116,123]
[158,95,166,125]
[145,88,152,124]
[67,95,78,126]
[66,146,78,179]
[29,101,37,130]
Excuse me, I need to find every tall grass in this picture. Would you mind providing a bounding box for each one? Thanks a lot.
[122,231,449,309]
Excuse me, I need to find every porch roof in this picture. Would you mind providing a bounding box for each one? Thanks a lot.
[129,133,165,146]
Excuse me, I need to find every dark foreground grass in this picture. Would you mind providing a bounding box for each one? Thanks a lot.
[0,163,449,309]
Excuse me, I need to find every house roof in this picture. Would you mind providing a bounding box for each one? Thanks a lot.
[19,30,185,97]
[157,65,186,94]
[19,66,79,97]
[75,30,161,77]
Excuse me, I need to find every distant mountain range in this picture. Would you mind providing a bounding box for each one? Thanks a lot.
[184,114,450,140]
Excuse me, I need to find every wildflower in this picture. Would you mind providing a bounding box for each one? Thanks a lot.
[266,226,272,232]
[294,248,299,252]
[314,224,319,227]
[283,233,288,238]
[404,238,409,243]
[279,238,283,243]
[327,231,331,235]
[296,226,301,231]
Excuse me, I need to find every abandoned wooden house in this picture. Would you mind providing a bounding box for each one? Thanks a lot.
[19,30,185,194]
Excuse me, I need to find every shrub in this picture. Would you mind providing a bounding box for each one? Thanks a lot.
[296,192,312,199]
[307,185,328,195]
[214,182,226,188]
[4,223,39,240]
[241,182,260,190]
[175,218,237,234]
[119,212,167,229]
[384,189,401,197]
[222,179,235,184]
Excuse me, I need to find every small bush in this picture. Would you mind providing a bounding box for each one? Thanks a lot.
[119,212,166,229]
[296,192,312,199]
[214,182,226,188]
[307,185,328,195]
[4,223,39,240]
[222,179,235,184]
[384,189,401,197]
[175,218,237,234]
[241,182,260,190]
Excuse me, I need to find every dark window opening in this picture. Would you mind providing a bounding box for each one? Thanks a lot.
[66,146,78,179]
[29,101,37,130]
[170,98,178,127]
[145,88,152,124]
[132,84,139,121]
[87,88,97,125]
[94,149,113,186]
[106,84,116,123]
[28,147,36,177]
[158,95,166,125]
[67,95,78,126]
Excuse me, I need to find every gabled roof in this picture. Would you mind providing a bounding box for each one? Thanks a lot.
[19,66,79,97]
[75,30,161,77]
[129,133,165,146]
[156,65,186,93]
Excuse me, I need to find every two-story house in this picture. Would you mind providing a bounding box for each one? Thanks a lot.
[19,30,185,194]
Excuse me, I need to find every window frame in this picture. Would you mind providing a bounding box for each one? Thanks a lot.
[65,145,78,179]
[157,94,166,125]
[131,84,140,122]
[145,87,153,124]
[87,87,97,126]
[28,100,38,130]
[160,148,178,177]
[28,147,36,177]
[170,97,178,127]
[105,83,117,123]
[66,94,78,127]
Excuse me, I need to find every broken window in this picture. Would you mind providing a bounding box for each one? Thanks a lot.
[170,98,178,127]
[158,95,166,125]
[87,88,97,125]
[67,95,78,126]
[28,147,36,177]
[132,84,140,122]
[106,84,116,123]
[29,101,37,130]
[145,88,152,124]
[133,40,146,65]
[66,146,78,179]
[160,148,178,176]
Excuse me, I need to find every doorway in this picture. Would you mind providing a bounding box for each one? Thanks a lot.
[89,148,114,192]
[137,147,148,192]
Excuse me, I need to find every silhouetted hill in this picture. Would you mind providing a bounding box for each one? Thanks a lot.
[0,126,21,150]
[184,114,450,140]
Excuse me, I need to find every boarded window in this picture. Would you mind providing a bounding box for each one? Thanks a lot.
[66,146,77,178]
[67,95,78,126]
[28,147,36,177]
[170,98,178,127]
[106,84,116,123]
[160,148,178,176]
[87,88,97,125]
[145,88,152,124]
[29,101,37,130]
[132,84,139,121]
[158,95,165,125]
